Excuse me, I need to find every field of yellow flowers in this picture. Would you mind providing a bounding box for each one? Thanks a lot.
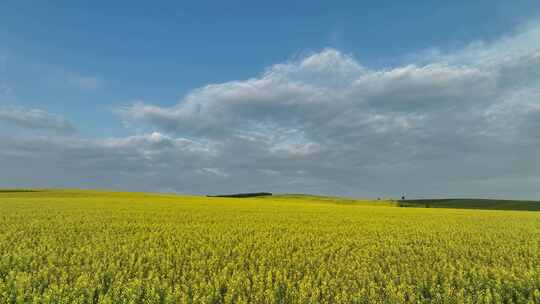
[1,190,540,303]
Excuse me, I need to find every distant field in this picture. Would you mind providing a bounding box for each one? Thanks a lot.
[400,198,540,211]
[0,189,41,193]
[1,190,540,303]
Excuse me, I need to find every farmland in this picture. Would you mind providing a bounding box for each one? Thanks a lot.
[399,198,540,211]
[1,190,540,303]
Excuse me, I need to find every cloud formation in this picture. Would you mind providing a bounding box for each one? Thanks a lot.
[2,21,540,198]
[0,107,77,133]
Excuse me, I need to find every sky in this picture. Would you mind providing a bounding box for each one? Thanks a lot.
[1,1,540,199]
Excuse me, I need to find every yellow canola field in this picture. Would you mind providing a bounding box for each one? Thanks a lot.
[1,190,540,303]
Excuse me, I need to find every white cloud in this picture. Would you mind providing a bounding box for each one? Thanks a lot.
[196,167,229,178]
[114,22,540,198]
[0,107,77,133]
[441,20,540,65]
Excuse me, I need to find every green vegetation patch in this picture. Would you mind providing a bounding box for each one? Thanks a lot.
[0,189,42,193]
[400,198,540,211]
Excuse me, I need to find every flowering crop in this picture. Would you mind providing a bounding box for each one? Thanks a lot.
[1,190,540,303]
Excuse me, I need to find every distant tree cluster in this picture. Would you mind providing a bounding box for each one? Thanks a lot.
[207,192,272,198]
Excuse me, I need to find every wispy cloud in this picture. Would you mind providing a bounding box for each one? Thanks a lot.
[0,107,77,134]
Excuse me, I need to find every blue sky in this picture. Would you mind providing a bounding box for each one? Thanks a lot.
[2,0,538,136]
[1,1,540,198]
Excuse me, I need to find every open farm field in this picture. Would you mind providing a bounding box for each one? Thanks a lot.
[1,190,540,303]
